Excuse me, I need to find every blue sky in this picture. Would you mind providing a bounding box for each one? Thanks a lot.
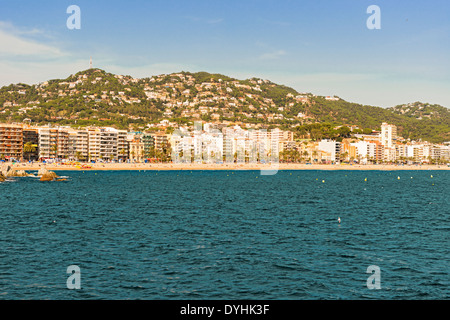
[0,0,449,108]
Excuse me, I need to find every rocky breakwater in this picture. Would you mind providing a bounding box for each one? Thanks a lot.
[0,165,66,182]
[1,164,35,182]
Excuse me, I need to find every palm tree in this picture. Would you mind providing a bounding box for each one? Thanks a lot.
[51,144,58,160]
[312,150,318,163]
[119,148,127,161]
[341,151,349,163]
[23,142,36,161]
[303,151,309,163]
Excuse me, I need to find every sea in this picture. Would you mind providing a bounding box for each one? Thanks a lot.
[0,170,448,300]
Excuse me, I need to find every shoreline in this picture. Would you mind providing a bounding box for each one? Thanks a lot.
[10,163,450,171]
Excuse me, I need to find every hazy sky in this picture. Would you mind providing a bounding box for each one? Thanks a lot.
[0,0,449,108]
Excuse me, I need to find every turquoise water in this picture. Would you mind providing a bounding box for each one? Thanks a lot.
[0,170,448,299]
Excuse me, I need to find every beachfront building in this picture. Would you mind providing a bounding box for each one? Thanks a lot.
[57,129,69,159]
[222,125,284,163]
[381,123,397,149]
[38,126,69,160]
[172,128,195,163]
[0,124,23,161]
[88,127,118,161]
[117,129,129,162]
[152,132,170,153]
[222,125,249,163]
[142,134,155,158]
[340,139,357,162]
[441,144,450,161]
[395,143,408,161]
[129,134,145,162]
[318,139,341,163]
[367,141,384,163]
[37,127,57,159]
[199,126,223,163]
[380,123,397,162]
[67,129,89,161]
[349,140,384,164]
[23,128,39,161]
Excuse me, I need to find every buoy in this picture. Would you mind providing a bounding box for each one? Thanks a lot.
[364,178,367,182]
[398,176,401,180]
[431,175,433,178]
[322,180,325,183]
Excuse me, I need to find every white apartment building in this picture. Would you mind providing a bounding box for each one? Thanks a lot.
[88,127,118,161]
[38,127,69,160]
[381,123,397,149]
[67,129,89,160]
[318,139,341,162]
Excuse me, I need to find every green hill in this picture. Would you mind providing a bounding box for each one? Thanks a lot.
[0,69,448,143]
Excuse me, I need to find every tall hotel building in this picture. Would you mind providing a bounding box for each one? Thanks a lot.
[38,127,69,160]
[88,127,122,161]
[0,124,23,160]
[67,129,89,160]
[23,128,39,161]
[381,123,397,149]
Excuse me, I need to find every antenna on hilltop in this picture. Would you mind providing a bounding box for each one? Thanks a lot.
[89,57,93,69]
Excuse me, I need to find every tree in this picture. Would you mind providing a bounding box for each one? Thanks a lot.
[119,148,127,161]
[51,144,58,159]
[23,142,36,161]
[302,151,309,163]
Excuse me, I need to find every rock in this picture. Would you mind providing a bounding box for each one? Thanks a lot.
[1,164,11,177]
[0,165,29,177]
[7,170,29,177]
[37,168,49,176]
[0,173,5,182]
[40,171,58,182]
[38,168,59,181]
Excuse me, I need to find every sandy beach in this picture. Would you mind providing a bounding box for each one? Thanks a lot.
[10,162,450,171]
